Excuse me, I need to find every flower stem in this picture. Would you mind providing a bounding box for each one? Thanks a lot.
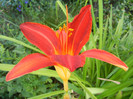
[63,93,70,99]
[63,80,68,92]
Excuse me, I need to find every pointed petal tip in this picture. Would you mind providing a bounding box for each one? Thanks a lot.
[81,49,128,71]
[119,65,128,71]
[5,53,55,82]
[5,77,10,82]
[6,68,27,82]
[20,22,29,28]
[124,67,128,71]
[113,61,128,71]
[5,74,14,82]
[6,77,13,82]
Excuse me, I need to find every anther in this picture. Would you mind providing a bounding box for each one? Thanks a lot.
[63,24,66,29]
[69,28,74,31]
[59,27,62,32]
[68,33,72,37]
[56,32,59,38]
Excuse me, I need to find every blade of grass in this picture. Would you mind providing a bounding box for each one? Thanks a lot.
[84,0,89,6]
[56,0,72,22]
[56,0,66,16]
[103,18,109,77]
[100,68,119,86]
[106,5,113,53]
[122,68,133,81]
[46,21,58,28]
[129,92,133,99]
[71,72,92,86]
[123,91,132,98]
[98,0,103,49]
[115,91,122,99]
[1,18,19,28]
[103,17,109,48]
[97,79,133,98]
[109,5,112,36]
[89,0,97,35]
[83,58,89,81]
[0,35,44,54]
[28,90,65,99]
[122,87,133,92]
[76,0,80,6]
[108,11,124,51]
[71,73,97,99]
[86,88,106,98]
[96,0,103,87]
[82,45,87,81]
[55,1,59,20]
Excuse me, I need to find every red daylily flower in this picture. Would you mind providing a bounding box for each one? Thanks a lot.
[6,5,128,91]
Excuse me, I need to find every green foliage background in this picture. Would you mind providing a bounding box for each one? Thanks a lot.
[0,0,133,98]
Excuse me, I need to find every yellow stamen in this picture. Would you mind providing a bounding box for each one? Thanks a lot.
[63,24,67,33]
[56,32,59,38]
[68,33,72,37]
[69,28,74,31]
[59,27,62,32]
[63,24,66,29]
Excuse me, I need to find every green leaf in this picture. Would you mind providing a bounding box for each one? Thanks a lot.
[97,79,133,98]
[115,91,122,99]
[98,0,103,49]
[28,90,65,99]
[0,35,44,54]
[71,73,97,99]
[56,0,66,16]
[89,0,97,35]
[56,0,72,22]
[86,88,106,98]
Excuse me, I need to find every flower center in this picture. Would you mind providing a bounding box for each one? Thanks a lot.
[54,65,71,91]
[56,24,74,55]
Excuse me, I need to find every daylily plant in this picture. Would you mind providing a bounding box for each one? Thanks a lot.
[6,5,128,92]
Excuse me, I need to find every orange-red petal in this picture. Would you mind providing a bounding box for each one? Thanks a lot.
[51,55,85,72]
[81,49,128,71]
[68,5,92,55]
[20,22,61,55]
[6,53,55,81]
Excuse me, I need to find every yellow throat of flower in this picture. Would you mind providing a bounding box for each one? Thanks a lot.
[54,65,71,92]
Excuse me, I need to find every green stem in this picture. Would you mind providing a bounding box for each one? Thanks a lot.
[99,0,103,49]
[84,0,89,6]
[89,0,96,35]
[97,0,103,87]
[63,80,68,92]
